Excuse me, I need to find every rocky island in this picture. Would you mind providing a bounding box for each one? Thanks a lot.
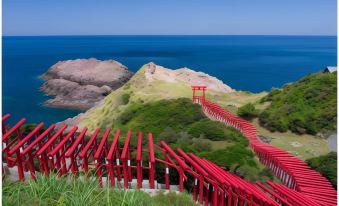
[40,58,133,110]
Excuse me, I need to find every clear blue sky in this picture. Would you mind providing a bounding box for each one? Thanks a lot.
[3,0,337,36]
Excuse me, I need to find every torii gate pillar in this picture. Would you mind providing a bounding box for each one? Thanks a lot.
[191,86,207,103]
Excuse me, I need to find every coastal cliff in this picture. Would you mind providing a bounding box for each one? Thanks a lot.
[61,62,256,130]
[40,58,133,110]
[58,63,333,162]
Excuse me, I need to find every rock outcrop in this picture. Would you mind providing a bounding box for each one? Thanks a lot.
[59,62,235,130]
[40,58,133,110]
[143,62,235,93]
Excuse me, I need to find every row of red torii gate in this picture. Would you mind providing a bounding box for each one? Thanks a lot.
[1,86,337,206]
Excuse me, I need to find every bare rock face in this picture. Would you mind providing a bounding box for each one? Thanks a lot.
[144,62,235,93]
[40,58,133,110]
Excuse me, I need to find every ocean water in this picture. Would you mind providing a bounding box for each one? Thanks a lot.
[2,35,337,125]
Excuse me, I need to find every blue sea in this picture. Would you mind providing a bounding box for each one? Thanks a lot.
[3,35,337,125]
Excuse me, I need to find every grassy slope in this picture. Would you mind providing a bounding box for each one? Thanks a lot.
[259,72,337,134]
[78,64,331,172]
[214,90,330,160]
[79,64,266,131]
[252,118,329,160]
[3,174,196,206]
[112,98,273,182]
[243,72,336,160]
[76,64,275,182]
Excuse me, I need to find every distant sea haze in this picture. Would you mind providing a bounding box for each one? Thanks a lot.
[3,35,337,125]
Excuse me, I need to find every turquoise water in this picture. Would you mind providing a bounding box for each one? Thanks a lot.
[2,35,337,125]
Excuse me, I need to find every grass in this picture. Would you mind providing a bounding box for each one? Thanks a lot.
[2,173,198,206]
[209,91,267,113]
[252,118,330,160]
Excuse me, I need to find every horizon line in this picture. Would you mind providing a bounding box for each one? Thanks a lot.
[3,34,337,37]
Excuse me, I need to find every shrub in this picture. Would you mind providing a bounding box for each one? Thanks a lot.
[259,168,274,180]
[158,127,179,144]
[121,93,130,105]
[116,98,205,138]
[306,152,337,189]
[191,138,212,152]
[259,72,337,134]
[186,119,247,142]
[187,119,226,140]
[21,124,46,136]
[237,103,259,119]
[235,165,259,181]
[199,144,255,171]
[260,88,282,102]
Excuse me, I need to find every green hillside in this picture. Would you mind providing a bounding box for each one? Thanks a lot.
[79,63,266,131]
[112,98,273,182]
[306,152,337,188]
[259,72,337,135]
[76,65,336,181]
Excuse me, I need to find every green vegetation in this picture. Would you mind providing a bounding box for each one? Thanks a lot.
[114,98,273,182]
[259,72,337,134]
[121,93,131,105]
[80,64,267,131]
[75,64,276,182]
[115,98,205,138]
[3,174,196,206]
[306,152,337,189]
[198,145,266,182]
[237,103,259,119]
[20,123,45,133]
[251,118,330,160]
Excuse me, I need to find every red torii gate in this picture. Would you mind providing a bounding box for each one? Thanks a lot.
[2,114,280,206]
[191,86,207,103]
[192,86,337,206]
[1,85,337,206]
